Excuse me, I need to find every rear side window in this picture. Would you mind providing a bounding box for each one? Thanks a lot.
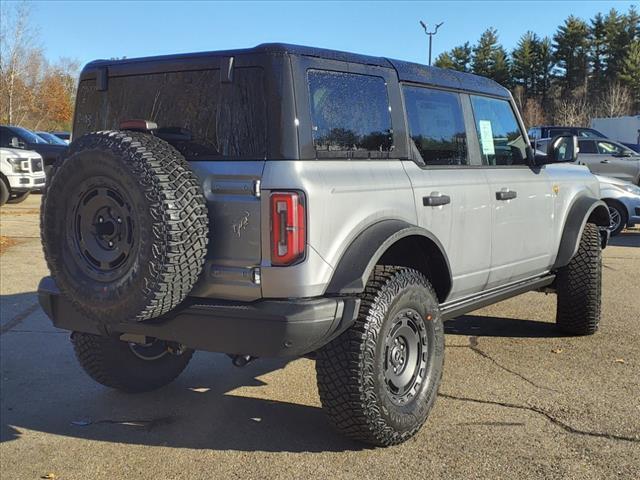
[470,96,527,166]
[578,140,597,154]
[549,128,573,137]
[579,129,603,138]
[74,68,267,159]
[307,70,393,158]
[403,86,468,166]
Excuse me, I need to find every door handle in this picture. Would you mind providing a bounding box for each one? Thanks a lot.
[423,193,451,207]
[496,190,517,201]
[600,159,610,164]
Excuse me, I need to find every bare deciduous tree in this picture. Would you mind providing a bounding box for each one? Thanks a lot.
[595,82,633,118]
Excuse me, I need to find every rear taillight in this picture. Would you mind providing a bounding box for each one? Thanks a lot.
[270,191,306,266]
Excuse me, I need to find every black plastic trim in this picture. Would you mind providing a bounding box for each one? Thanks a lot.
[440,275,555,321]
[38,277,360,357]
[325,220,452,296]
[552,196,609,269]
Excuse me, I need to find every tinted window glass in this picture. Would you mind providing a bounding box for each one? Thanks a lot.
[74,68,267,159]
[403,86,468,166]
[549,128,573,137]
[579,129,604,138]
[596,141,628,155]
[471,96,527,166]
[578,140,597,154]
[308,70,393,158]
[528,127,541,139]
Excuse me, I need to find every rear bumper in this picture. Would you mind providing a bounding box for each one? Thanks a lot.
[38,277,360,357]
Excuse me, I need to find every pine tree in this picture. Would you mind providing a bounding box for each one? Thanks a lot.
[472,28,511,86]
[512,31,539,95]
[450,42,472,72]
[553,15,590,93]
[536,37,554,103]
[619,39,640,112]
[435,42,472,72]
[434,52,455,70]
[590,13,607,95]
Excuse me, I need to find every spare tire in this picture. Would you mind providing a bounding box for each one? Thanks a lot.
[41,131,209,326]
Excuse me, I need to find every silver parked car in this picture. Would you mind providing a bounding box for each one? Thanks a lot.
[536,137,640,185]
[597,175,640,235]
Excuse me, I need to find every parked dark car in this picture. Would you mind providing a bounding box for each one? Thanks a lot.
[0,126,67,175]
[528,125,606,141]
[36,131,68,146]
[50,131,71,143]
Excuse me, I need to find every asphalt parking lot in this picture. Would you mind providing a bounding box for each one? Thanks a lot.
[1,195,639,480]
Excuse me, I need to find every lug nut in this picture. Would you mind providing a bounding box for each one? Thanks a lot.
[117,217,122,223]
[98,217,104,223]
[108,241,114,247]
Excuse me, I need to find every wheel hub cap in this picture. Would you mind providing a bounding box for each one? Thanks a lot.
[383,309,429,406]
[71,183,136,281]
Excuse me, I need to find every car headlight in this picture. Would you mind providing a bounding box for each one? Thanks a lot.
[613,183,640,196]
[5,157,29,173]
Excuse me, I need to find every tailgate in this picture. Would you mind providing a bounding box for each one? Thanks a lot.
[189,161,265,301]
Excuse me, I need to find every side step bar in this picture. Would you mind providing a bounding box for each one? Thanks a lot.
[440,275,555,321]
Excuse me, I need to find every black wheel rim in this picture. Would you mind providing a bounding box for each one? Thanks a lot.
[383,308,428,406]
[70,180,137,282]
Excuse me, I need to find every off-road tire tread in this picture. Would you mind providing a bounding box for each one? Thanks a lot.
[556,223,602,335]
[71,332,194,393]
[41,131,209,323]
[316,265,441,446]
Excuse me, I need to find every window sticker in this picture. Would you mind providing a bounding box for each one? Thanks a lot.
[479,120,495,156]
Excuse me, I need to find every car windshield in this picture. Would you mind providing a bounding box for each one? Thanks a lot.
[11,126,47,144]
[37,132,67,145]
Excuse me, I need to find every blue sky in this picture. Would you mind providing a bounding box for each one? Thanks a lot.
[29,0,638,66]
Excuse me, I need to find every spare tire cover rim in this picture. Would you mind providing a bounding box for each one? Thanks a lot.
[69,177,138,282]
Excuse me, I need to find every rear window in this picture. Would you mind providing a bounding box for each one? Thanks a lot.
[74,68,267,159]
[403,86,468,166]
[307,70,393,158]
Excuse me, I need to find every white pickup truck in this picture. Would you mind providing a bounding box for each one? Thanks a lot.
[0,147,46,205]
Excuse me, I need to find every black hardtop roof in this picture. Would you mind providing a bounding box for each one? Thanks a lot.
[84,42,510,98]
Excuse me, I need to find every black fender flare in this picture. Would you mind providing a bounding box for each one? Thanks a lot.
[552,196,609,269]
[325,219,452,297]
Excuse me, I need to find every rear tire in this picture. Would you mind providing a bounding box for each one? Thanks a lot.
[316,266,444,446]
[0,179,9,206]
[555,223,602,335]
[7,191,30,204]
[71,332,194,393]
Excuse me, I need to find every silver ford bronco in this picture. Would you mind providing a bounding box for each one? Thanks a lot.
[38,44,610,447]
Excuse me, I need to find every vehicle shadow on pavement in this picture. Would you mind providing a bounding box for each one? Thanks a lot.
[608,230,640,248]
[445,314,563,338]
[0,304,366,452]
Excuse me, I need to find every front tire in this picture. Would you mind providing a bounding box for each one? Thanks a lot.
[0,179,9,206]
[71,332,194,393]
[555,223,602,335]
[7,191,30,204]
[316,266,444,446]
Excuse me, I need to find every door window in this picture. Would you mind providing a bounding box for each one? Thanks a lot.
[578,140,597,154]
[307,70,393,158]
[596,141,624,155]
[470,96,527,166]
[403,86,468,166]
[579,129,605,138]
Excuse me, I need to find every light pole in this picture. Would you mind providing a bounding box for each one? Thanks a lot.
[419,20,444,66]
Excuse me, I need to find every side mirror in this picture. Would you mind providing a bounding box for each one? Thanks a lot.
[535,134,578,165]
